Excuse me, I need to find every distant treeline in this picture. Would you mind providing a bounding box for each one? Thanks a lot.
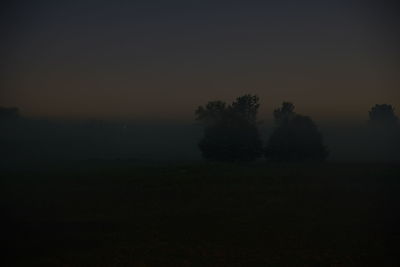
[195,95,400,162]
[0,109,201,164]
[1,101,399,164]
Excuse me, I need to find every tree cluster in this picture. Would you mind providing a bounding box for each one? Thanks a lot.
[196,95,398,162]
[264,102,328,162]
[195,95,262,161]
[368,104,398,127]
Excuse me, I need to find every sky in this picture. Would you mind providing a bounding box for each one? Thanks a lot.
[1,0,399,122]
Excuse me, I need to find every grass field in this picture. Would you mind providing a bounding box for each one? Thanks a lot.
[2,162,400,266]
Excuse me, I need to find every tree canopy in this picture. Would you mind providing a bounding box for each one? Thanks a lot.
[265,102,328,162]
[196,94,262,161]
[368,104,399,126]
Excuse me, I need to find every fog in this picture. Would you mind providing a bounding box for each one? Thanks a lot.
[1,117,399,167]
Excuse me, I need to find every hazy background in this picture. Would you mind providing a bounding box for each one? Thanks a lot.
[1,117,398,165]
[1,0,399,121]
[1,0,399,164]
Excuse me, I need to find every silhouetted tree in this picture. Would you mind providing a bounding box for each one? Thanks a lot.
[367,104,400,161]
[265,102,328,162]
[196,95,262,161]
[273,101,295,125]
[368,104,398,126]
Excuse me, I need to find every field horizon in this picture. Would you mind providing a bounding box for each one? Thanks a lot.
[3,161,400,266]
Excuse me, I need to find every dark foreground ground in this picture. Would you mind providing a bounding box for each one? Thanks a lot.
[2,162,400,266]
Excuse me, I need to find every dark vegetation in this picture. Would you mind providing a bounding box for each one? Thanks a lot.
[196,96,398,162]
[265,102,328,162]
[2,162,400,266]
[369,104,399,126]
[195,95,262,161]
[366,104,400,162]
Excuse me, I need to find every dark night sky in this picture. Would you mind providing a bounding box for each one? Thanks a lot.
[1,0,399,121]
